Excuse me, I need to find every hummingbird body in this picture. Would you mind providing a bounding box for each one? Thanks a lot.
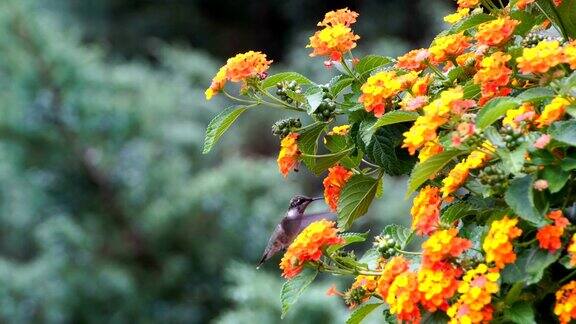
[257,195,334,268]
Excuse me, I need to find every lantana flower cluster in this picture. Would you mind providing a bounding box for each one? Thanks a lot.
[203,2,576,323]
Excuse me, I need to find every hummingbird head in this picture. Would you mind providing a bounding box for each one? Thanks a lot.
[289,195,322,213]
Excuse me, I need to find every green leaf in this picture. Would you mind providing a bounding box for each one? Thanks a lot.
[325,135,362,169]
[370,111,419,132]
[298,123,326,169]
[337,174,379,229]
[284,89,306,104]
[476,97,520,129]
[504,176,547,226]
[549,120,576,146]
[261,72,312,89]
[375,177,384,199]
[462,81,481,99]
[307,148,354,175]
[498,143,529,176]
[280,267,318,318]
[407,150,463,196]
[346,303,383,324]
[449,13,495,33]
[501,247,559,284]
[542,165,569,193]
[365,123,416,176]
[510,10,536,36]
[441,202,478,225]
[306,88,324,114]
[504,302,536,324]
[327,232,368,254]
[202,106,249,154]
[381,224,413,249]
[557,0,576,39]
[515,87,555,104]
[355,55,393,76]
[331,78,354,96]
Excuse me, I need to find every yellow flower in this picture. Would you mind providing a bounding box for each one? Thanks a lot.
[535,97,570,128]
[443,8,470,24]
[483,216,522,269]
[517,40,563,74]
[277,133,300,177]
[475,16,519,47]
[502,103,536,129]
[328,125,351,136]
[308,24,360,61]
[411,185,442,236]
[418,141,444,163]
[359,71,402,117]
[429,32,471,64]
[555,281,576,324]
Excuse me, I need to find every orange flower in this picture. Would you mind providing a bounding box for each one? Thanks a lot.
[441,147,492,197]
[308,24,360,61]
[457,0,480,8]
[277,133,300,177]
[352,275,378,292]
[412,75,431,96]
[411,185,442,235]
[359,71,402,117]
[565,41,576,69]
[537,210,569,252]
[535,97,570,128]
[418,141,444,163]
[386,272,422,323]
[473,52,512,104]
[568,234,576,267]
[483,216,522,269]
[318,8,358,27]
[418,262,461,312]
[377,256,410,298]
[396,49,429,71]
[555,281,576,324]
[517,40,563,74]
[279,220,344,278]
[205,51,272,100]
[422,229,472,266]
[429,32,471,64]
[516,0,535,9]
[475,17,519,47]
[447,264,500,324]
[323,165,353,211]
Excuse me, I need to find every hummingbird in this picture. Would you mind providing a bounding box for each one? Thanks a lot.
[257,195,335,268]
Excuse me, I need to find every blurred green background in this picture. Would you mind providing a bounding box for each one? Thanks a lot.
[0,0,453,322]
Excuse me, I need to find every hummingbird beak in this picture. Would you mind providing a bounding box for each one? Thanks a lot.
[311,196,323,201]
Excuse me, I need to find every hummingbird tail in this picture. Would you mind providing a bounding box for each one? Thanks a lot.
[256,253,267,269]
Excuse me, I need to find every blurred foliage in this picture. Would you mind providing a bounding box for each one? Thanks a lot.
[0,0,433,323]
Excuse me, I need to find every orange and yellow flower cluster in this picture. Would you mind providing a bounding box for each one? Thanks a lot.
[475,16,519,47]
[473,51,513,105]
[429,33,471,64]
[517,40,564,74]
[323,165,353,211]
[359,71,418,117]
[483,216,522,269]
[308,8,360,62]
[447,264,500,324]
[411,185,442,235]
[279,220,343,278]
[441,144,493,198]
[422,228,472,266]
[205,51,272,100]
[536,97,571,128]
[277,133,300,177]
[537,210,569,252]
[555,281,576,324]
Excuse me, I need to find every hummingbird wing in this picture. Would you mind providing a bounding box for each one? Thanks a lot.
[256,223,288,269]
[297,211,337,231]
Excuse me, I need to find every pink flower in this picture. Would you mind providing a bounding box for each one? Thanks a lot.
[534,179,549,191]
[534,134,551,149]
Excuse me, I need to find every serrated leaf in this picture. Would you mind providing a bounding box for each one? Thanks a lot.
[375,177,384,199]
[504,176,547,226]
[549,120,576,146]
[325,135,362,169]
[382,224,413,249]
[298,123,326,170]
[441,202,477,225]
[306,88,324,114]
[504,302,536,324]
[332,78,354,96]
[498,143,529,176]
[327,232,368,254]
[337,174,379,229]
[307,148,355,175]
[501,247,559,284]
[280,267,317,318]
[515,87,555,104]
[476,97,520,129]
[262,72,312,89]
[407,150,463,196]
[365,123,416,176]
[355,55,393,76]
[449,13,495,33]
[284,89,306,104]
[202,106,249,154]
[370,110,419,132]
[346,303,383,324]
[359,247,380,269]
